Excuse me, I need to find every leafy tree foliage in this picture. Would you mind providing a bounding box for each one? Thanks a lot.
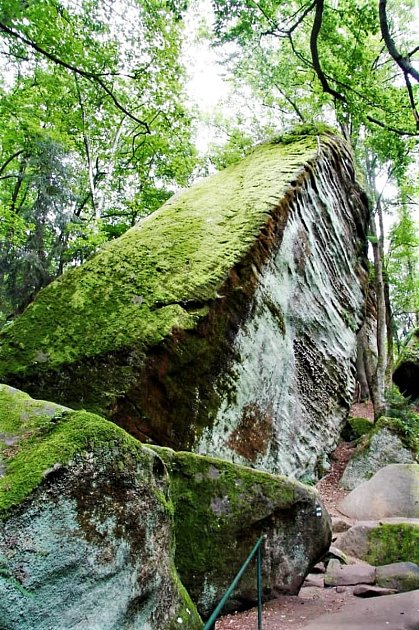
[387,190,419,341]
[0,0,197,321]
[209,0,419,415]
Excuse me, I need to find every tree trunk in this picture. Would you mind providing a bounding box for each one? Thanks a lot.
[369,212,387,419]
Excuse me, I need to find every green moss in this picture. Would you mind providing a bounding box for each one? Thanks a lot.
[349,416,373,438]
[365,523,419,565]
[374,416,419,457]
[150,445,311,610]
[340,416,373,442]
[0,134,341,409]
[395,328,419,369]
[165,564,202,629]
[274,123,338,144]
[0,384,144,515]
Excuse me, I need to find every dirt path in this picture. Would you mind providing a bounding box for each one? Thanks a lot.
[216,432,360,630]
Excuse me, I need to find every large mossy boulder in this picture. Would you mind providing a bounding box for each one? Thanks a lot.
[0,129,369,478]
[393,328,419,400]
[152,446,331,618]
[0,384,201,630]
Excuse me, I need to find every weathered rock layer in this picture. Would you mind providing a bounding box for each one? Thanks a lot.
[152,446,331,618]
[0,385,200,630]
[0,130,369,477]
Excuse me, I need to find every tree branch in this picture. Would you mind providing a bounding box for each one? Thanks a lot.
[366,114,419,136]
[310,0,345,101]
[0,150,25,176]
[0,173,21,180]
[0,21,151,131]
[260,0,316,37]
[403,72,419,129]
[379,0,419,82]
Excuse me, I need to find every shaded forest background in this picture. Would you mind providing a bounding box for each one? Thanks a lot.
[0,0,418,417]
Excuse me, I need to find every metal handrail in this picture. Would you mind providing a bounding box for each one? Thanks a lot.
[203,534,266,630]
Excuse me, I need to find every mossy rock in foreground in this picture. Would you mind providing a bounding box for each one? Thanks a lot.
[0,384,201,630]
[151,445,332,618]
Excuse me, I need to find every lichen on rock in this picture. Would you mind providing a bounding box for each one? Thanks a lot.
[151,445,331,618]
[0,384,201,630]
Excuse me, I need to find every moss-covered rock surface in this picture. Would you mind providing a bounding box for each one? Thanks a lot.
[151,446,331,618]
[0,384,201,629]
[336,519,419,566]
[0,135,322,414]
[0,129,369,479]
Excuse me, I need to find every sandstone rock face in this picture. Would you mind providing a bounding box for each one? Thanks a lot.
[340,423,417,491]
[339,464,419,519]
[152,446,331,619]
[393,328,419,400]
[0,385,201,630]
[0,130,369,479]
[353,584,397,597]
[336,519,419,565]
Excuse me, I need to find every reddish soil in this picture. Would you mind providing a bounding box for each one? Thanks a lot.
[216,404,374,630]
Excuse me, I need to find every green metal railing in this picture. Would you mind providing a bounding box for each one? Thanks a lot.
[203,535,266,630]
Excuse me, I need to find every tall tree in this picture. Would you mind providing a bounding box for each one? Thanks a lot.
[0,0,197,320]
[210,0,419,417]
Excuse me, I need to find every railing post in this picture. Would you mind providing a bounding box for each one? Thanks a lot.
[257,544,262,630]
[202,535,266,630]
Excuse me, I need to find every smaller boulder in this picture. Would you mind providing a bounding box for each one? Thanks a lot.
[353,584,397,598]
[324,559,375,586]
[336,519,419,565]
[376,562,419,593]
[152,446,332,618]
[303,573,325,588]
[323,546,348,564]
[340,425,416,491]
[341,416,373,442]
[331,517,351,533]
[339,464,419,519]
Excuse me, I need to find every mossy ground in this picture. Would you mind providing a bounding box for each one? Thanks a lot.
[341,416,373,441]
[0,384,146,515]
[366,523,419,565]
